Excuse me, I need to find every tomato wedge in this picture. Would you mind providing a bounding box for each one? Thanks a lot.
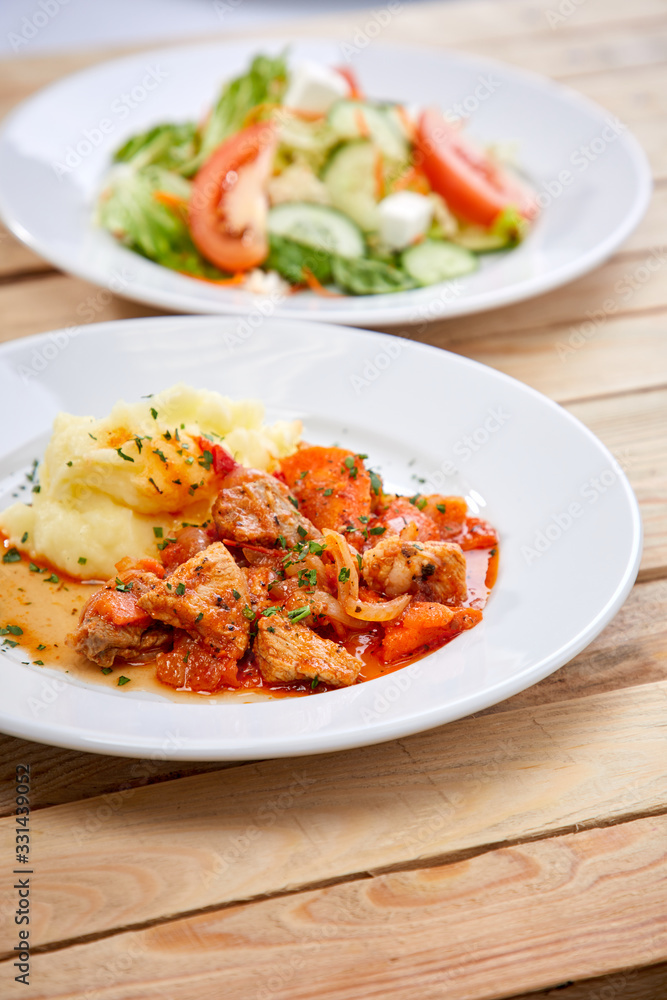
[189,121,277,272]
[416,107,537,227]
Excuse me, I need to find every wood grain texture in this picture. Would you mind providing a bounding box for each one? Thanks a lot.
[8,814,667,1000]
[0,682,665,951]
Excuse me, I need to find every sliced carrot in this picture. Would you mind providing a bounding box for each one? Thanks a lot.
[153,190,188,213]
[374,152,385,200]
[381,601,482,663]
[302,267,343,298]
[355,108,371,138]
[280,446,372,543]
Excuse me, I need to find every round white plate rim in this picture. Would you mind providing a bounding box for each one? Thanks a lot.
[0,37,653,326]
[0,316,643,758]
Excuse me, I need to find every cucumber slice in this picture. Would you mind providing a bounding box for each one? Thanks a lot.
[328,100,409,161]
[267,202,365,259]
[401,240,477,285]
[322,140,381,233]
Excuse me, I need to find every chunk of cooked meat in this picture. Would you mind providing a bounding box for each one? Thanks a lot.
[137,541,251,657]
[362,534,467,605]
[212,467,320,547]
[254,615,361,687]
[154,630,242,692]
[280,446,372,547]
[67,560,172,667]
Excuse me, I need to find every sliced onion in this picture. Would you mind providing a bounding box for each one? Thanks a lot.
[323,529,409,622]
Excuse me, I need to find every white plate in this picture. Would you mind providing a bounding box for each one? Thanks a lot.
[0,39,651,326]
[0,317,641,759]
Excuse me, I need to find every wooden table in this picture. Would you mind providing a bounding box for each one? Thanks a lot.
[1,2,666,996]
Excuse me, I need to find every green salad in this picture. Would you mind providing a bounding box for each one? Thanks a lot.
[98,52,536,296]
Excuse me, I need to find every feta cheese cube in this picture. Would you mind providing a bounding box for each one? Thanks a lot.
[283,60,349,115]
[378,191,434,250]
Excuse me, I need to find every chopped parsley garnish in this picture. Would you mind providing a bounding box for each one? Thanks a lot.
[44,573,59,584]
[2,548,21,564]
[116,447,134,463]
[153,527,163,539]
[175,583,186,596]
[356,553,363,571]
[172,479,182,485]
[101,667,112,675]
[311,675,319,690]
[262,607,279,616]
[359,515,369,524]
[343,456,355,469]
[287,495,299,509]
[66,461,73,467]
[37,644,46,651]
[436,503,447,514]
[148,477,163,494]
[150,407,158,420]
[29,563,43,573]
[267,625,276,633]
[88,433,97,441]
[323,488,333,497]
[242,605,256,620]
[409,494,427,511]
[287,605,311,623]
[134,436,145,453]
[276,535,287,549]
[370,526,386,536]
[26,459,38,482]
[33,660,44,666]
[183,650,191,664]
[0,625,23,636]
[369,471,382,496]
[115,578,132,592]
[2,639,18,647]
[163,430,172,441]
[232,589,241,600]
[299,470,308,479]
[157,537,176,551]
[21,532,28,544]
[195,612,203,622]
[308,540,325,556]
[78,557,87,565]
[152,448,167,464]
[32,485,41,493]
[338,567,351,583]
[197,450,213,471]
[297,525,308,540]
[298,568,317,590]
[490,548,497,557]
[117,676,131,686]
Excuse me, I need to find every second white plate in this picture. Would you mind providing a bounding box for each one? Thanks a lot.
[0,38,651,326]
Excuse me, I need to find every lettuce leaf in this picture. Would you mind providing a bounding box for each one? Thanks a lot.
[114,123,200,174]
[331,255,416,295]
[98,164,228,279]
[265,234,333,285]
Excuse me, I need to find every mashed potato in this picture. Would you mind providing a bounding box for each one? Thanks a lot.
[0,385,301,580]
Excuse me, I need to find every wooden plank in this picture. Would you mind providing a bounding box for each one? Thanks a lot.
[507,962,667,1000]
[0,681,665,951]
[566,388,667,578]
[0,272,162,345]
[1,577,663,819]
[0,739,241,819]
[12,814,667,1000]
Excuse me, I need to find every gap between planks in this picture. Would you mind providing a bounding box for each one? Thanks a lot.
[6,811,667,1000]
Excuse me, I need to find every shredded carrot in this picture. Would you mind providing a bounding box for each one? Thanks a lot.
[374,153,385,200]
[153,190,188,213]
[177,271,247,287]
[355,109,370,139]
[302,268,344,297]
[395,104,416,142]
[335,66,364,100]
